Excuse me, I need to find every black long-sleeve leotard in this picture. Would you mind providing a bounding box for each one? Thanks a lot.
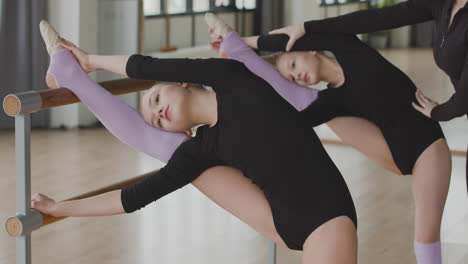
[258,33,444,174]
[120,55,357,250]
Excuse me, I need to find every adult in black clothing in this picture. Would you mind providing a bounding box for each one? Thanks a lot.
[32,27,359,263]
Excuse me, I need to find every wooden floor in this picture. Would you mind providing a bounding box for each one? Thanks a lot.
[0,128,466,264]
[1,48,467,263]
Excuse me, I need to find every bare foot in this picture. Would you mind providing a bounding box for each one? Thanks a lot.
[39,20,66,89]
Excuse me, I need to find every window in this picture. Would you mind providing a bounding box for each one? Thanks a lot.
[235,0,256,9]
[215,0,230,7]
[215,0,257,9]
[168,0,186,14]
[193,0,210,12]
[142,0,259,49]
[143,0,257,17]
[144,0,161,16]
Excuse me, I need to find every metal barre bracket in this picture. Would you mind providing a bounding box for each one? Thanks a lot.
[3,91,42,116]
[6,211,43,237]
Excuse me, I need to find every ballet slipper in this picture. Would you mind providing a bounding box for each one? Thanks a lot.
[39,20,62,55]
[39,20,64,89]
[204,13,232,37]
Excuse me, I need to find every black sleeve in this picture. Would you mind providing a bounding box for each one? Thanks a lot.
[301,88,349,127]
[430,62,468,121]
[303,0,437,35]
[120,136,218,213]
[257,32,364,53]
[126,55,241,87]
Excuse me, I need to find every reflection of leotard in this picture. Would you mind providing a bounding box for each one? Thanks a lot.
[254,32,444,174]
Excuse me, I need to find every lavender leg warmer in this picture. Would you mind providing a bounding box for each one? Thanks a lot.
[220,31,319,111]
[47,50,186,163]
[414,240,442,264]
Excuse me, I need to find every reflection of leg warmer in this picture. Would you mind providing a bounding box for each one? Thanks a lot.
[47,50,185,163]
[414,240,442,264]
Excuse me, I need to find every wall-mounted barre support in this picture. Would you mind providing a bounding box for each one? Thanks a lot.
[9,114,37,264]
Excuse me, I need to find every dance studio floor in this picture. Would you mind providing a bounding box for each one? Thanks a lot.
[0,48,467,263]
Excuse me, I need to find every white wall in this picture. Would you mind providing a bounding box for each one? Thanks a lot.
[78,0,99,127]
[95,0,139,125]
[284,0,321,25]
[48,0,139,128]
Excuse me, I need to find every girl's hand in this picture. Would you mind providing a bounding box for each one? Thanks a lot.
[209,40,221,51]
[209,40,228,58]
[269,24,305,51]
[31,193,58,216]
[208,28,228,58]
[59,40,98,73]
[412,89,438,118]
[208,27,223,43]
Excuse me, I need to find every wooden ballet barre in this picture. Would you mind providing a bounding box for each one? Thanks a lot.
[5,169,158,237]
[3,78,156,116]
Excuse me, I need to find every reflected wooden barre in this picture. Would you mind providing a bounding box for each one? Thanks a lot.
[3,78,156,116]
[5,169,158,237]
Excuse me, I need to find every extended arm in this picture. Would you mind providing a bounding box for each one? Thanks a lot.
[120,138,217,213]
[48,190,125,217]
[89,54,130,76]
[34,137,216,217]
[125,55,237,87]
[430,62,468,121]
[37,162,201,217]
[64,42,237,89]
[304,0,435,35]
[242,36,259,49]
[48,50,187,163]
[220,32,319,111]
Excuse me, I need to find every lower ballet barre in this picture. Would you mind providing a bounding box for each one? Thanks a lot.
[5,170,154,237]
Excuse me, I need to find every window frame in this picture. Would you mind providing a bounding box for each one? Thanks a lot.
[144,0,257,18]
